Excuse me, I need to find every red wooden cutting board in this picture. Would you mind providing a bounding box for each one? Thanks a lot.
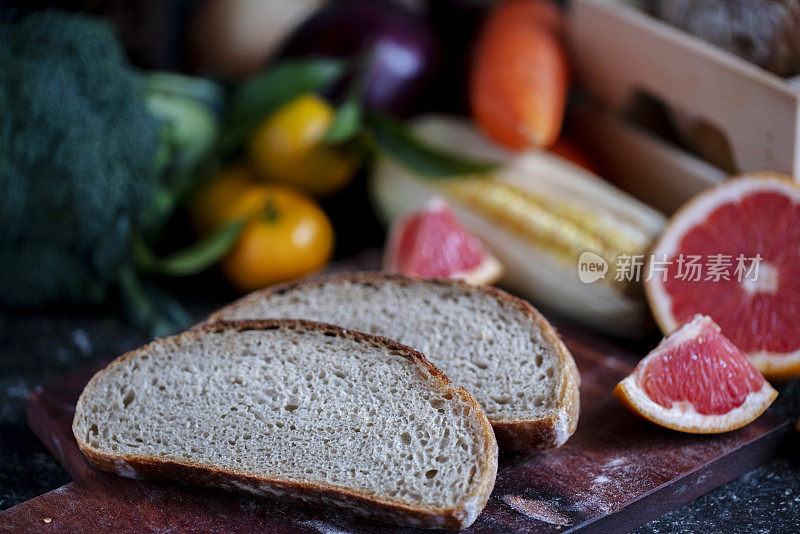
[1,326,789,533]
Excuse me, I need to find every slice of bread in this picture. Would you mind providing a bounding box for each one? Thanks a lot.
[207,273,580,450]
[73,320,498,530]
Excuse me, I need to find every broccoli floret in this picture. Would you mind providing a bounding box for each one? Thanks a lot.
[0,11,220,307]
[0,11,161,305]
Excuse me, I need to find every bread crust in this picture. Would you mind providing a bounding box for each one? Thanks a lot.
[205,273,581,450]
[73,319,498,530]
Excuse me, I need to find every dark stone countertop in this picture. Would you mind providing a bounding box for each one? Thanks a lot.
[1,305,799,533]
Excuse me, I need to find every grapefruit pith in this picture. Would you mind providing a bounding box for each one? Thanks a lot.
[384,199,503,285]
[645,174,800,380]
[615,315,777,433]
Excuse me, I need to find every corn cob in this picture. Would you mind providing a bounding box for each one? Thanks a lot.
[444,177,653,295]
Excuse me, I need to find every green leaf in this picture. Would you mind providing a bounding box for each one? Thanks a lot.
[143,72,224,231]
[147,286,194,337]
[368,114,499,177]
[144,71,226,110]
[323,98,363,145]
[222,58,346,154]
[131,218,245,277]
[118,266,192,337]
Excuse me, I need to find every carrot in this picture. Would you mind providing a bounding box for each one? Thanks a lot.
[489,0,566,38]
[470,0,569,150]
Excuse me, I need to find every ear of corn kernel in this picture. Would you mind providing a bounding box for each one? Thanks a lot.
[443,177,652,295]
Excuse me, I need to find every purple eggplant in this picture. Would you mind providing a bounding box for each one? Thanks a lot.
[280,0,440,116]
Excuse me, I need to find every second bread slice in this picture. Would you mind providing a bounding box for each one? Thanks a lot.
[208,273,581,450]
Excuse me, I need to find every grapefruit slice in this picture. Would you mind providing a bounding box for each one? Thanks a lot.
[384,199,503,285]
[615,315,777,433]
[646,174,800,380]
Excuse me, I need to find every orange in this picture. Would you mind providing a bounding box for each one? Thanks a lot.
[188,165,258,235]
[470,0,569,150]
[615,315,777,434]
[219,184,334,292]
[645,174,800,380]
[248,94,358,196]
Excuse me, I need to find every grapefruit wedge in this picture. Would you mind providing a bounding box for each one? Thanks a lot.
[646,174,800,380]
[615,315,777,434]
[384,199,503,285]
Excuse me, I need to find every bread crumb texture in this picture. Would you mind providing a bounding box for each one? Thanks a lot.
[73,325,493,511]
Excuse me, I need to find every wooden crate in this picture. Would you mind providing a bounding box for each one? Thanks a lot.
[568,0,800,212]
